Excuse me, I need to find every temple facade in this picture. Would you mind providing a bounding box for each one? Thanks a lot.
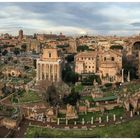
[36,47,63,82]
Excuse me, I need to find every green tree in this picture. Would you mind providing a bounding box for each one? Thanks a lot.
[123,57,138,79]
[62,65,79,84]
[13,48,20,55]
[21,44,27,52]
[110,45,123,50]
[57,44,69,48]
[63,88,81,106]
[2,49,8,56]
[77,45,89,52]
[82,74,101,85]
[65,54,74,63]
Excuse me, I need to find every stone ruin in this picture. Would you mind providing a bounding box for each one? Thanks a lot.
[123,93,140,113]
[66,104,78,120]
[91,80,103,99]
[45,107,58,122]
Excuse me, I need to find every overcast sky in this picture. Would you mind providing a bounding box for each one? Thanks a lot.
[1,2,140,36]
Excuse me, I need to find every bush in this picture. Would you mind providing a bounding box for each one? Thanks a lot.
[57,44,69,48]
[104,83,112,87]
[2,50,8,56]
[82,74,101,85]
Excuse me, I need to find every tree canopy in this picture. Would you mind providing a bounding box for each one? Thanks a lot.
[21,44,27,52]
[63,88,81,106]
[77,45,89,52]
[2,49,8,56]
[62,65,79,84]
[82,74,101,85]
[110,45,123,50]
[57,44,69,49]
[65,54,74,63]
[13,48,20,55]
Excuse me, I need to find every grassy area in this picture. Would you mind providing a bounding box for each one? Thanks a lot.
[18,90,42,103]
[102,82,140,97]
[81,96,93,102]
[78,107,124,122]
[54,107,124,124]
[74,83,83,93]
[25,118,140,138]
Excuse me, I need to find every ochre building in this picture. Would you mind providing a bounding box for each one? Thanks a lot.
[75,50,122,84]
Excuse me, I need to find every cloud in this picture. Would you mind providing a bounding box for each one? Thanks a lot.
[131,22,140,27]
[0,2,140,36]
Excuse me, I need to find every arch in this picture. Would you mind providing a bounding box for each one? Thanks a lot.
[133,41,140,50]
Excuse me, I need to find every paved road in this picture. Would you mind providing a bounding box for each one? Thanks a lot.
[11,119,30,138]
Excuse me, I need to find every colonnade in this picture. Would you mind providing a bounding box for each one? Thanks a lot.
[36,60,61,82]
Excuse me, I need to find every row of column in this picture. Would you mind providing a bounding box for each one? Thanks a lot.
[36,62,61,82]
[122,69,130,83]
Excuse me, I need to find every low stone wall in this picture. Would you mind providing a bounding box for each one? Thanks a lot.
[79,103,121,113]
[59,109,66,114]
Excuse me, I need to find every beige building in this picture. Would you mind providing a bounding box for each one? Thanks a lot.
[75,50,122,84]
[75,51,97,74]
[97,40,110,51]
[36,47,63,82]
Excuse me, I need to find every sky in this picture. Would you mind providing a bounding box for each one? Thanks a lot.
[1,2,140,36]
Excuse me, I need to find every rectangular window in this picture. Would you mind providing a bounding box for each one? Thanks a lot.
[111,57,114,61]
[49,53,51,58]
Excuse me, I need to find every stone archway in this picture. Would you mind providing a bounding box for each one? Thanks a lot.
[133,41,140,51]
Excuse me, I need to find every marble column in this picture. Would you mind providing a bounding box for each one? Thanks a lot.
[44,64,47,80]
[36,63,39,81]
[130,111,133,117]
[121,68,124,83]
[66,119,68,125]
[82,118,85,125]
[113,114,116,121]
[106,115,109,122]
[57,118,60,125]
[91,117,93,124]
[57,64,60,82]
[53,64,55,82]
[127,71,130,82]
[99,117,101,123]
[40,63,42,80]
[48,64,51,81]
